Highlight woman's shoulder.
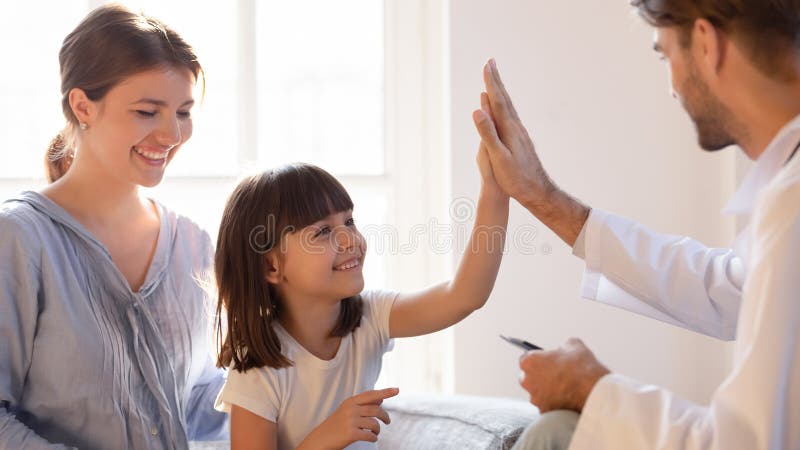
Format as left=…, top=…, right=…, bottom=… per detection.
left=154, top=201, right=215, bottom=263
left=0, top=199, right=49, bottom=268
left=0, top=198, right=48, bottom=244
left=156, top=202, right=212, bottom=241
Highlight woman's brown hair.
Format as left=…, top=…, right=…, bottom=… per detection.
left=631, top=0, right=800, bottom=81
left=46, top=4, right=204, bottom=182
left=215, top=163, right=364, bottom=372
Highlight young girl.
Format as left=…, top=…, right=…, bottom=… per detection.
left=214, top=147, right=509, bottom=449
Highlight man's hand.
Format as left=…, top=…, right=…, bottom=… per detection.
left=519, top=338, right=610, bottom=413
left=472, top=59, right=590, bottom=247
left=471, top=59, right=554, bottom=207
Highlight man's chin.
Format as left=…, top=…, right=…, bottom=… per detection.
left=695, top=124, right=736, bottom=152
left=698, top=137, right=735, bottom=152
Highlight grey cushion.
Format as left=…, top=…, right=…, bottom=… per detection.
left=378, top=393, right=539, bottom=450
left=189, top=393, right=539, bottom=450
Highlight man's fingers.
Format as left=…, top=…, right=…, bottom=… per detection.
left=565, top=337, right=585, bottom=349
left=353, top=387, right=399, bottom=405
left=487, top=59, right=521, bottom=122
left=483, top=59, right=521, bottom=130
left=483, top=61, right=514, bottom=126
left=519, top=349, right=544, bottom=364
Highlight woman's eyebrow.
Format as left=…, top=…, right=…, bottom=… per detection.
left=130, top=98, right=195, bottom=107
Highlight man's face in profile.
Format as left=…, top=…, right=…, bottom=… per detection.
left=654, top=27, right=737, bottom=152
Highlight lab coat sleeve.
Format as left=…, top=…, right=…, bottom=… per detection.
left=569, top=187, right=800, bottom=450
left=578, top=209, right=744, bottom=340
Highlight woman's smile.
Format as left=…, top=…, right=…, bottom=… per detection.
left=132, top=145, right=171, bottom=165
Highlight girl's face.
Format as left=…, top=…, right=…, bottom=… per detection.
left=76, top=67, right=195, bottom=187
left=272, top=209, right=367, bottom=303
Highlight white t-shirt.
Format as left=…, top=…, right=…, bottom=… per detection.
left=215, top=290, right=398, bottom=450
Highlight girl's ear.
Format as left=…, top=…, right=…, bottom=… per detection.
left=264, top=251, right=282, bottom=285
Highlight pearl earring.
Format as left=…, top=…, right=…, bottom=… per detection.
left=79, top=122, right=88, bottom=131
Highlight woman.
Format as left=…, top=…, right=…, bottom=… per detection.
left=0, top=5, right=227, bottom=449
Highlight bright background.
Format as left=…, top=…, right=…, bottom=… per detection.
left=0, top=0, right=745, bottom=404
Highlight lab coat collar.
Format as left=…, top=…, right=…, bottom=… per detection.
left=722, top=113, right=800, bottom=216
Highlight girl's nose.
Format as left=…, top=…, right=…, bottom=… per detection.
left=335, top=227, right=359, bottom=252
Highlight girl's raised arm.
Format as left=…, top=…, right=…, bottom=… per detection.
left=389, top=138, right=510, bottom=338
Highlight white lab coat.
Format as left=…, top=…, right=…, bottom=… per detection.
left=568, top=115, right=800, bottom=450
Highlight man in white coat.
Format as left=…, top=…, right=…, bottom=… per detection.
left=471, top=0, right=800, bottom=449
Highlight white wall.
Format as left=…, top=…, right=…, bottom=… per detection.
left=447, top=0, right=737, bottom=404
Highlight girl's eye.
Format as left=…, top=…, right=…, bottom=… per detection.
left=345, top=217, right=355, bottom=226
left=136, top=110, right=156, bottom=118
left=314, top=226, right=332, bottom=238
left=177, top=111, right=191, bottom=119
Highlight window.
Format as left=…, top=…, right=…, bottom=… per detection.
left=0, top=0, right=449, bottom=392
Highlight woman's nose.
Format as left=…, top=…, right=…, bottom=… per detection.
left=157, top=116, right=182, bottom=148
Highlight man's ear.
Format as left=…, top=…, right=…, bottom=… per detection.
left=264, top=251, right=282, bottom=285
left=68, top=87, right=97, bottom=126
left=692, top=18, right=727, bottom=75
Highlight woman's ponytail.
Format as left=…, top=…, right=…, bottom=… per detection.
left=45, top=128, right=74, bottom=183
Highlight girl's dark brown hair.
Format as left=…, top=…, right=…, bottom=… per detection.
left=46, top=4, right=204, bottom=182
left=631, top=0, right=800, bottom=81
left=215, top=163, right=364, bottom=372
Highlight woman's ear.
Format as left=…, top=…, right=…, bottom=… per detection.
left=264, top=251, right=282, bottom=285
left=68, top=87, right=97, bottom=126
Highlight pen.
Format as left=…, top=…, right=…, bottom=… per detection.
left=499, top=334, right=543, bottom=351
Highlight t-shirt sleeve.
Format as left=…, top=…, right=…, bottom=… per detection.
left=359, top=290, right=399, bottom=352
left=214, top=367, right=282, bottom=423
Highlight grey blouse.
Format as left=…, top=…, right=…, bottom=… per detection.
left=0, top=191, right=228, bottom=449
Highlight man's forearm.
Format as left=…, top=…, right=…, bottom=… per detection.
left=518, top=186, right=590, bottom=248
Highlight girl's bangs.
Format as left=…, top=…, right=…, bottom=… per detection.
left=276, top=164, right=354, bottom=233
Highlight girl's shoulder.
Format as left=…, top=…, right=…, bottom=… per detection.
left=359, top=289, right=400, bottom=306
left=216, top=363, right=287, bottom=420
left=356, top=289, right=399, bottom=341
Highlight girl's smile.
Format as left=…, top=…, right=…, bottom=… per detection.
left=333, top=256, right=362, bottom=272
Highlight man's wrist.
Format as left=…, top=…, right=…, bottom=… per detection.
left=517, top=185, right=590, bottom=247
left=514, top=180, right=555, bottom=213
left=575, top=368, right=611, bottom=412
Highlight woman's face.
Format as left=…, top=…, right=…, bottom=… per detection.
left=77, top=67, right=195, bottom=188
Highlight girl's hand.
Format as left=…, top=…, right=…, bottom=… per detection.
left=476, top=93, right=510, bottom=201
left=477, top=142, right=507, bottom=200
left=298, top=388, right=399, bottom=450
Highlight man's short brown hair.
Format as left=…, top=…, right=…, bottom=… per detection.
left=631, top=0, right=800, bottom=81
